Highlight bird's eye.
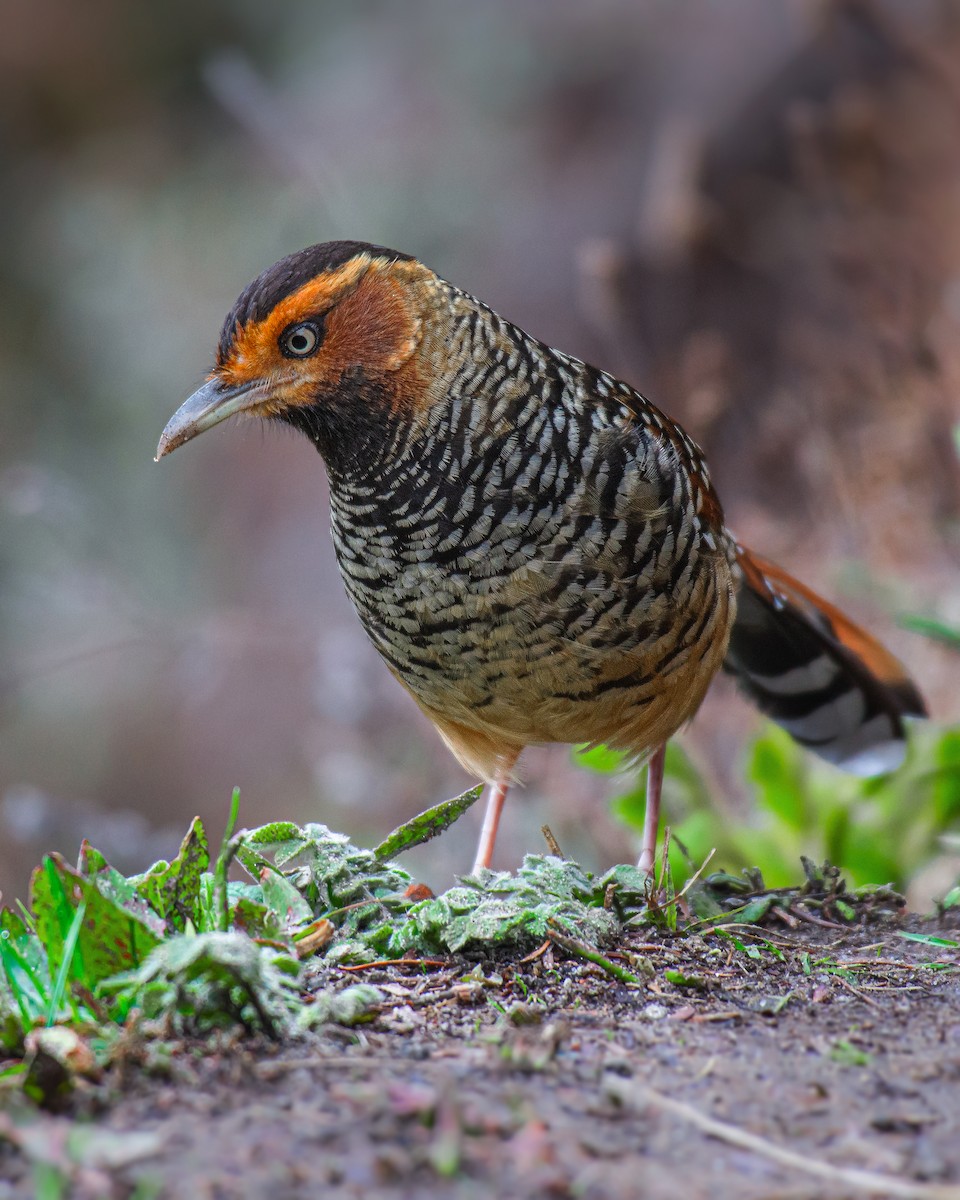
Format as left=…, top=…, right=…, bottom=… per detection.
left=280, top=321, right=323, bottom=358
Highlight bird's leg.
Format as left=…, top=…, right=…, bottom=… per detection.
left=472, top=753, right=519, bottom=873
left=637, top=743, right=666, bottom=876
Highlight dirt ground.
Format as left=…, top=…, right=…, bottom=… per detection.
left=2, top=915, right=958, bottom=1200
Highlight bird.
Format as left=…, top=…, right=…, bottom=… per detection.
left=156, top=240, right=926, bottom=875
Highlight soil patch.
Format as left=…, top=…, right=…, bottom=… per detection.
left=2, top=918, right=958, bottom=1199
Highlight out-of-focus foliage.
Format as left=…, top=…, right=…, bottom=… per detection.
left=579, top=722, right=960, bottom=894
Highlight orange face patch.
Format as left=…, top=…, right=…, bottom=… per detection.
left=217, top=257, right=371, bottom=386
left=214, top=256, right=430, bottom=418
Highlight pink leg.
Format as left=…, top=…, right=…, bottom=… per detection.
left=472, top=753, right=519, bottom=873
left=637, top=743, right=665, bottom=876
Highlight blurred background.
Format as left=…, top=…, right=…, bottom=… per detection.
left=2, top=0, right=958, bottom=904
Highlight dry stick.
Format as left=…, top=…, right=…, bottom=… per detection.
left=703, top=923, right=803, bottom=948
left=338, top=958, right=450, bottom=972
left=788, top=905, right=846, bottom=930
left=540, top=825, right=564, bottom=858
left=604, top=1077, right=960, bottom=1200
left=832, top=973, right=882, bottom=1010
left=674, top=846, right=716, bottom=906
left=517, top=939, right=552, bottom=965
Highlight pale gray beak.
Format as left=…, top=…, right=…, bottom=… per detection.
left=155, top=376, right=268, bottom=460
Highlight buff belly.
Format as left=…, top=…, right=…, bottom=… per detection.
left=369, top=548, right=737, bottom=782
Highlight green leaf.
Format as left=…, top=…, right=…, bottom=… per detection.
left=83, top=867, right=166, bottom=937
left=298, top=983, right=383, bottom=1030
left=31, top=854, right=163, bottom=985
left=373, top=786, right=483, bottom=860
left=830, top=1040, right=872, bottom=1067
left=258, top=867, right=314, bottom=928
left=213, top=788, right=243, bottom=932
left=240, top=822, right=313, bottom=869
left=100, top=931, right=302, bottom=1036
left=77, top=840, right=110, bottom=876
left=238, top=822, right=412, bottom=912
left=897, top=931, right=959, bottom=948
left=664, top=969, right=706, bottom=989
left=128, top=817, right=209, bottom=932
left=684, top=879, right=726, bottom=921
left=729, top=895, right=779, bottom=924
left=373, top=854, right=620, bottom=958
left=573, top=744, right=629, bottom=774
left=594, top=864, right=648, bottom=920
left=932, top=730, right=960, bottom=825
left=748, top=726, right=809, bottom=831
left=230, top=895, right=280, bottom=940
left=609, top=785, right=647, bottom=832
left=0, top=914, right=52, bottom=1046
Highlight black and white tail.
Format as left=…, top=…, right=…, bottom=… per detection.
left=724, top=546, right=926, bottom=776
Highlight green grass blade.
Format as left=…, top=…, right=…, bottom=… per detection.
left=43, top=858, right=88, bottom=985
left=46, top=900, right=87, bottom=1025
left=215, top=788, right=242, bottom=933
left=15, top=900, right=35, bottom=931
left=899, top=614, right=960, bottom=651
left=44, top=858, right=74, bottom=941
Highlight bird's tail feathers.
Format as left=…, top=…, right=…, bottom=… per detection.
left=724, top=545, right=925, bottom=776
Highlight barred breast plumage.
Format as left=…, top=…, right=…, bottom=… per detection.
left=325, top=280, right=735, bottom=785
left=157, top=240, right=925, bottom=875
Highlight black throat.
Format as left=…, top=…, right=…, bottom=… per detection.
left=275, top=371, right=406, bottom=484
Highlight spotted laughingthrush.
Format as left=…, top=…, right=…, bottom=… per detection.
left=157, top=241, right=925, bottom=874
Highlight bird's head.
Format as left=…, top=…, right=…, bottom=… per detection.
left=156, top=241, right=438, bottom=466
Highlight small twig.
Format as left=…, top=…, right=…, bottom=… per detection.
left=540, top=825, right=564, bottom=858
left=517, top=940, right=552, bottom=965
left=546, top=921, right=643, bottom=985
left=787, top=906, right=847, bottom=930
left=842, top=959, right=926, bottom=969
left=605, top=1077, right=960, bottom=1200
left=697, top=921, right=768, bottom=938
left=674, top=847, right=716, bottom=906
left=689, top=1010, right=741, bottom=1024
left=770, top=906, right=801, bottom=929
left=379, top=983, right=482, bottom=1009
left=833, top=974, right=882, bottom=1010
left=338, top=958, right=450, bottom=973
